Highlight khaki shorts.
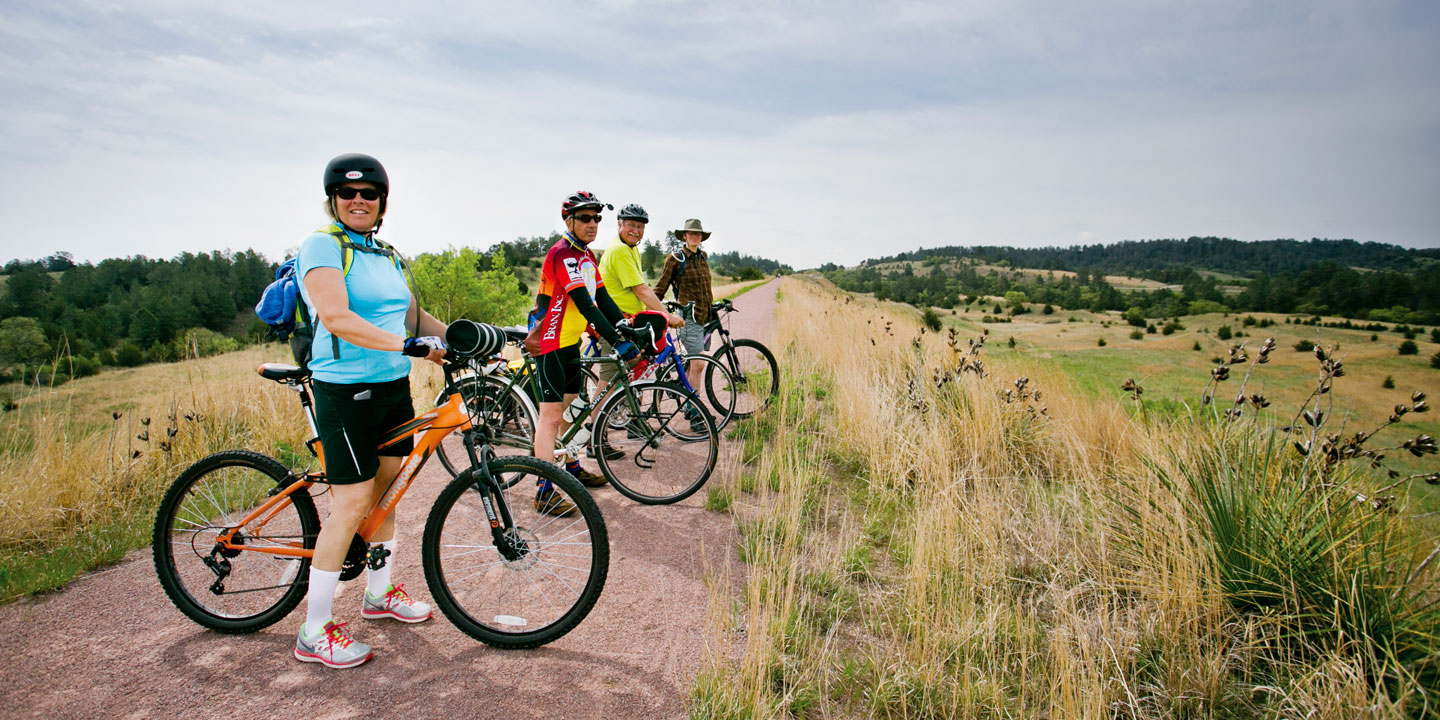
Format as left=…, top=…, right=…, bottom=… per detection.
left=676, top=320, right=706, bottom=357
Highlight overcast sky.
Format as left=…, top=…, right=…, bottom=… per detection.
left=2, top=0, right=1437, bottom=270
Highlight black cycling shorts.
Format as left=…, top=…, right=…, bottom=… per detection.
left=533, top=343, right=582, bottom=404
left=312, top=376, right=415, bottom=485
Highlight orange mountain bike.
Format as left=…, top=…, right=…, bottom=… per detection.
left=151, top=320, right=609, bottom=649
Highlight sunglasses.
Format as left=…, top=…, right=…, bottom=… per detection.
left=572, top=213, right=603, bottom=224
left=335, top=186, right=382, bottom=201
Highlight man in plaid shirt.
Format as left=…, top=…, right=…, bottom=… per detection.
left=654, top=218, right=714, bottom=431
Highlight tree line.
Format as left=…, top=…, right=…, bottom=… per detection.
left=0, top=231, right=789, bottom=385
left=825, top=256, right=1440, bottom=326
left=865, top=237, right=1440, bottom=278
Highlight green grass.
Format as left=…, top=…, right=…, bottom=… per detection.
left=0, top=507, right=153, bottom=601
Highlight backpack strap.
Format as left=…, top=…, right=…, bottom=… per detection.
left=669, top=250, right=687, bottom=300
left=310, top=224, right=419, bottom=358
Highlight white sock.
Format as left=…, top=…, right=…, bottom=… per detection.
left=305, top=567, right=342, bottom=636
left=366, top=539, right=397, bottom=598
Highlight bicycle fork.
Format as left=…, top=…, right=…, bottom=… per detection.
left=463, top=431, right=529, bottom=562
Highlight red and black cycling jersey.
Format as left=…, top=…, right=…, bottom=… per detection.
left=533, top=233, right=608, bottom=354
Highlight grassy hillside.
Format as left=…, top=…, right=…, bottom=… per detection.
left=693, top=275, right=1438, bottom=718
left=0, top=347, right=449, bottom=600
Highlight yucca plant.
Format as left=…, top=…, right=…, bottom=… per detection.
left=1158, top=429, right=1440, bottom=703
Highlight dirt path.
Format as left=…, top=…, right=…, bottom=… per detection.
left=0, top=279, right=781, bottom=720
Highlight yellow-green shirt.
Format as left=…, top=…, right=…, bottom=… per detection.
left=597, top=239, right=646, bottom=315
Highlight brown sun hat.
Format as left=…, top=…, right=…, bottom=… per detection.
left=673, top=218, right=712, bottom=241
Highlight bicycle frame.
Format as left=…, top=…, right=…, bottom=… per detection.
left=212, top=367, right=480, bottom=560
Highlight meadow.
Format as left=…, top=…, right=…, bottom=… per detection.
left=692, top=275, right=1438, bottom=718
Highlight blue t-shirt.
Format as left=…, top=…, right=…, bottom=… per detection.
left=296, top=226, right=412, bottom=384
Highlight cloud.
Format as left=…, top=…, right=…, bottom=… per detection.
left=1, top=0, right=1437, bottom=270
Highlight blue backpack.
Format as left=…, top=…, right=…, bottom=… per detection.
left=254, top=225, right=409, bottom=367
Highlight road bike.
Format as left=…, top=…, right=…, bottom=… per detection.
left=152, top=320, right=608, bottom=649
left=434, top=323, right=719, bottom=505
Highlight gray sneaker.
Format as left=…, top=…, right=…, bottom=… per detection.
left=361, top=583, right=433, bottom=624
left=294, top=620, right=372, bottom=669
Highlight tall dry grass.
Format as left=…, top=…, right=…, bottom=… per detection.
left=0, top=345, right=446, bottom=599
left=692, top=276, right=1432, bottom=719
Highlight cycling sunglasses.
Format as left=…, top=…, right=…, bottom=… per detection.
left=334, top=186, right=383, bottom=201
left=572, top=213, right=603, bottom=224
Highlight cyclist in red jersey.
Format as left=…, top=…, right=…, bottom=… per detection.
left=529, top=191, right=639, bottom=514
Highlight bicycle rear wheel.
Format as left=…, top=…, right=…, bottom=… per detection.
left=423, top=456, right=609, bottom=648
left=653, top=354, right=737, bottom=431
left=708, top=339, right=779, bottom=419
left=436, top=374, right=538, bottom=478
left=593, top=381, right=718, bottom=505
left=152, top=450, right=318, bottom=634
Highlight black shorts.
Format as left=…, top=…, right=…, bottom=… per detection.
left=312, top=376, right=415, bottom=485
left=533, top=343, right=582, bottom=404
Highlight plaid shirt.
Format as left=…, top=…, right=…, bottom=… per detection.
left=654, top=247, right=713, bottom=324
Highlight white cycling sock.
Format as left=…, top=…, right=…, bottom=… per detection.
left=305, top=567, right=342, bottom=636
left=366, top=539, right=397, bottom=598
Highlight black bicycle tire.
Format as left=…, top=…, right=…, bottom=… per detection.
left=594, top=380, right=717, bottom=505
left=709, top=338, right=779, bottom=419
left=152, top=450, right=318, bottom=634
left=436, top=374, right=538, bottom=478
left=653, top=354, right=737, bottom=431
left=422, top=456, right=609, bottom=649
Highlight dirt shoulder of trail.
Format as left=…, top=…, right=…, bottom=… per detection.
left=0, top=278, right=782, bottom=720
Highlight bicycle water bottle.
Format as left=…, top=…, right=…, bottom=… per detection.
left=563, top=397, right=592, bottom=446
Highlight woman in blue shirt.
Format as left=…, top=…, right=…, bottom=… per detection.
left=292, top=153, right=447, bottom=669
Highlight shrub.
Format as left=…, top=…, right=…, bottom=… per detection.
left=920, top=307, right=941, bottom=332
left=1398, top=340, right=1419, bottom=355
left=1129, top=329, right=1143, bottom=340
left=1042, top=304, right=1054, bottom=315
left=1371, top=334, right=1379, bottom=342
left=1431, top=328, right=1440, bottom=344
left=1193, top=340, right=1202, bottom=351
left=1432, top=351, right=1440, bottom=369
left=1382, top=375, right=1395, bottom=389
left=114, top=341, right=145, bottom=367
left=1007, top=336, right=1016, bottom=348
left=67, top=356, right=100, bottom=379
left=1146, top=323, right=1157, bottom=334
left=1294, top=339, right=1315, bottom=352
left=1161, top=320, right=1182, bottom=336
left=1097, top=337, right=1107, bottom=347
left=1156, top=436, right=1440, bottom=690
left=1216, top=325, right=1233, bottom=340
left=1242, top=316, right=1257, bottom=327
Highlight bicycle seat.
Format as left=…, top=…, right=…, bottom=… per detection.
left=256, top=363, right=311, bottom=382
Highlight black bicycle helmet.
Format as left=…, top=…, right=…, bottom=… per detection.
left=617, top=203, right=649, bottom=223
left=560, top=190, right=613, bottom=219
left=324, top=153, right=389, bottom=196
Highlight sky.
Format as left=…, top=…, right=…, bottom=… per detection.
left=1, top=0, right=1437, bottom=270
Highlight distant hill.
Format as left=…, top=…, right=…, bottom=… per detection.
left=857, top=237, right=1440, bottom=280
left=824, top=237, right=1440, bottom=324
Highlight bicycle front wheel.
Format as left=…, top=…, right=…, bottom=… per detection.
left=709, top=339, right=779, bottom=419
left=593, top=381, right=718, bottom=505
left=653, top=354, right=738, bottom=431
left=152, top=450, right=318, bottom=634
left=436, top=374, right=538, bottom=478
left=423, top=456, right=609, bottom=648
